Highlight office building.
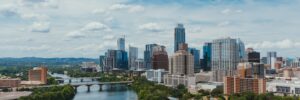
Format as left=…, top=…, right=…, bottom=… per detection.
left=188, top=48, right=200, bottom=73
left=145, top=69, right=168, bottom=83
left=104, top=49, right=128, bottom=71
left=117, top=37, right=125, bottom=51
left=202, top=42, right=212, bottom=71
left=174, top=24, right=186, bottom=52
left=164, top=43, right=195, bottom=87
left=99, top=55, right=106, bottom=72
left=144, top=44, right=158, bottom=69
left=224, top=76, right=266, bottom=95
left=237, top=39, right=246, bottom=61
left=169, top=43, right=194, bottom=76
left=267, top=52, right=277, bottom=69
left=129, top=46, right=138, bottom=70
left=212, top=37, right=243, bottom=82
left=0, top=78, right=21, bottom=88
left=246, top=48, right=260, bottom=63
left=152, top=45, right=169, bottom=70
left=80, top=62, right=100, bottom=72
left=135, top=59, right=145, bottom=71
left=28, top=67, right=48, bottom=84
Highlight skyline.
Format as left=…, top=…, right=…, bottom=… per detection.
left=1, top=0, right=300, bottom=58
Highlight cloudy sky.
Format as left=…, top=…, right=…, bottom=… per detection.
left=1, top=0, right=300, bottom=58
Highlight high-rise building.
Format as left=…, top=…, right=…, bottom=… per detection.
left=117, top=37, right=125, bottom=51
left=212, top=37, right=243, bottom=82
left=267, top=51, right=277, bottom=69
left=129, top=46, right=138, bottom=70
left=99, top=55, right=106, bottom=72
left=202, top=42, right=212, bottom=71
left=135, top=59, right=145, bottom=71
left=105, top=49, right=117, bottom=71
left=28, top=67, right=48, bottom=84
left=174, top=24, right=186, bottom=52
left=169, top=43, right=194, bottom=76
left=224, top=76, right=266, bottom=95
left=164, top=43, right=195, bottom=87
left=237, top=39, right=246, bottom=61
left=152, top=45, right=169, bottom=71
left=188, top=48, right=200, bottom=73
left=246, top=48, right=260, bottom=63
left=144, top=44, right=158, bottom=69
left=261, top=57, right=268, bottom=64
left=116, top=50, right=128, bottom=70
left=224, top=62, right=266, bottom=95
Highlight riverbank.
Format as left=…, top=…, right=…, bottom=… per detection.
left=19, top=85, right=76, bottom=100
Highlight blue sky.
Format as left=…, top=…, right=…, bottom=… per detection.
left=1, top=0, right=300, bottom=58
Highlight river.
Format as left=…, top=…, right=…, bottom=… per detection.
left=50, top=73, right=138, bottom=100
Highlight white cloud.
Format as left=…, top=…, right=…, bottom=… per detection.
left=139, top=22, right=163, bottom=32
left=109, top=4, right=144, bottom=13
left=221, top=8, right=243, bottom=14
left=0, top=4, right=20, bottom=17
left=81, top=22, right=111, bottom=32
left=30, top=22, right=50, bottom=33
left=246, top=39, right=300, bottom=49
left=19, top=0, right=59, bottom=8
left=66, top=31, right=85, bottom=39
left=217, top=21, right=231, bottom=27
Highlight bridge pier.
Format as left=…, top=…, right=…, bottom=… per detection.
left=69, top=79, right=72, bottom=84
left=99, top=84, right=103, bottom=91
left=73, top=85, right=79, bottom=93
left=81, top=79, right=84, bottom=82
left=86, top=84, right=92, bottom=92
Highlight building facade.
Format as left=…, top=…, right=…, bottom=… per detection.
left=129, top=46, right=138, bottom=70
left=212, top=37, right=242, bottom=82
left=202, top=42, right=212, bottom=71
left=152, top=45, right=169, bottom=71
left=174, top=24, right=186, bottom=52
left=144, top=44, right=158, bottom=69
left=28, top=67, right=48, bottom=84
left=224, top=76, right=266, bottom=95
left=0, top=78, right=21, bottom=88
left=188, top=48, right=200, bottom=73
left=164, top=43, right=195, bottom=87
left=267, top=51, right=277, bottom=69
left=117, top=37, right=125, bottom=51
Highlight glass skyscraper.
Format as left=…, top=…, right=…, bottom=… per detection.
left=117, top=37, right=125, bottom=51
left=202, top=42, right=212, bottom=71
left=129, top=46, right=138, bottom=70
left=144, top=44, right=158, bottom=69
left=211, top=37, right=244, bottom=82
left=174, top=24, right=186, bottom=52
left=188, top=48, right=200, bottom=73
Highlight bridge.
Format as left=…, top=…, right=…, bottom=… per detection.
left=16, top=81, right=133, bottom=92
left=66, top=81, right=133, bottom=92
left=55, top=77, right=102, bottom=83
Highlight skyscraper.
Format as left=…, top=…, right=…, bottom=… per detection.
left=174, top=24, right=186, bottom=52
left=212, top=37, right=243, bottom=82
left=152, top=45, right=169, bottom=71
left=169, top=43, right=194, bottom=76
left=188, top=48, right=200, bottom=73
left=267, top=51, right=277, bottom=69
left=164, top=43, right=195, bottom=87
left=202, top=42, right=212, bottom=71
left=246, top=48, right=260, bottom=63
left=237, top=39, right=246, bottom=61
left=144, top=44, right=158, bottom=69
left=117, top=37, right=125, bottom=51
left=129, top=46, right=138, bottom=70
left=99, top=55, right=106, bottom=72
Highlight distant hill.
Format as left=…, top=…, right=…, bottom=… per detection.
left=0, top=57, right=99, bottom=67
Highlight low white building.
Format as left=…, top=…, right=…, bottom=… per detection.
left=196, top=82, right=223, bottom=91
left=163, top=74, right=196, bottom=88
left=267, top=78, right=300, bottom=96
left=145, top=69, right=168, bottom=83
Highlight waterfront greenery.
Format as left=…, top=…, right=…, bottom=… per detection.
left=131, top=77, right=193, bottom=100
left=19, top=85, right=75, bottom=100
